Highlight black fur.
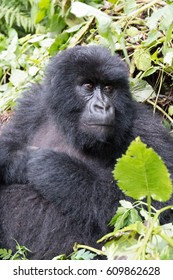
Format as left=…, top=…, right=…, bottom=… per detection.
left=0, top=46, right=173, bottom=259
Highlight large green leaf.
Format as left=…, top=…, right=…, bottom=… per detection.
left=113, top=138, right=173, bottom=202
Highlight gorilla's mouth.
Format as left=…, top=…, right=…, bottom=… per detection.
left=83, top=122, right=114, bottom=128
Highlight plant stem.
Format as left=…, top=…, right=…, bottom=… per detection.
left=128, top=0, right=163, bottom=18
left=147, top=99, right=173, bottom=125
left=75, top=244, right=105, bottom=256
left=137, top=205, right=173, bottom=259
left=147, top=194, right=151, bottom=219
left=158, top=232, right=173, bottom=247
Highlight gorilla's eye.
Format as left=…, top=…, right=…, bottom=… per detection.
left=83, top=83, right=94, bottom=91
left=104, top=85, right=113, bottom=93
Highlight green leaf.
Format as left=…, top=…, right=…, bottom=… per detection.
left=146, top=3, right=173, bottom=30
left=66, top=23, right=84, bottom=33
left=120, top=200, right=133, bottom=209
left=141, top=67, right=159, bottom=78
left=109, top=206, right=130, bottom=229
left=36, top=10, right=45, bottom=23
left=0, top=248, right=13, bottom=260
left=28, top=34, right=46, bottom=43
left=49, top=32, right=69, bottom=55
left=124, top=0, right=137, bottom=15
left=133, top=49, right=151, bottom=71
left=143, top=29, right=161, bottom=47
left=168, top=106, right=173, bottom=116
left=103, top=234, right=138, bottom=260
left=130, top=78, right=156, bottom=102
left=109, top=200, right=142, bottom=230
left=113, top=137, right=173, bottom=202
left=38, top=0, right=50, bottom=9
left=69, top=18, right=94, bottom=47
left=108, top=0, right=118, bottom=3
left=128, top=208, right=142, bottom=225
left=71, top=249, right=96, bottom=260
left=9, top=69, right=28, bottom=87
left=164, top=50, right=173, bottom=66
left=28, top=66, right=39, bottom=77
left=126, top=26, right=139, bottom=37
left=53, top=254, right=67, bottom=260
left=7, top=28, right=18, bottom=53
left=71, top=1, right=112, bottom=36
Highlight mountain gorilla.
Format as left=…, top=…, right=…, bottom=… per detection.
left=0, top=46, right=173, bottom=259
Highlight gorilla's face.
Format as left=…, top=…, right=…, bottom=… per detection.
left=45, top=46, right=135, bottom=152
left=76, top=79, right=115, bottom=142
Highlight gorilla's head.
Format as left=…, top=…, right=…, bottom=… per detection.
left=44, top=46, right=135, bottom=155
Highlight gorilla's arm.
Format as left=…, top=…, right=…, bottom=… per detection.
left=133, top=103, right=173, bottom=174
left=0, top=125, right=31, bottom=185
left=0, top=85, right=45, bottom=185
left=27, top=150, right=96, bottom=206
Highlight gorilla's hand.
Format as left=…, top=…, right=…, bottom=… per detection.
left=0, top=146, right=40, bottom=185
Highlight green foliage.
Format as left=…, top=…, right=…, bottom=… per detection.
left=109, top=200, right=142, bottom=230
left=0, top=29, right=53, bottom=111
left=113, top=137, right=173, bottom=203
left=130, top=79, right=156, bottom=102
left=71, top=249, right=96, bottom=260
left=0, top=0, right=34, bottom=33
left=98, top=199, right=173, bottom=260
left=71, top=2, right=112, bottom=40
left=53, top=248, right=96, bottom=260
left=0, top=248, right=13, bottom=260
left=0, top=241, right=30, bottom=260
left=133, top=49, right=151, bottom=72
left=0, top=5, right=33, bottom=32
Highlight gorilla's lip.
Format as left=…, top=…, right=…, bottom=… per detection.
left=83, top=122, right=114, bottom=128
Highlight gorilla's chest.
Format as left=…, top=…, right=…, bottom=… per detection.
left=30, top=120, right=114, bottom=180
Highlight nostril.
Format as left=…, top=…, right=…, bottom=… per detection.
left=105, top=103, right=111, bottom=111
left=94, top=104, right=104, bottom=111
left=93, top=102, right=112, bottom=113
